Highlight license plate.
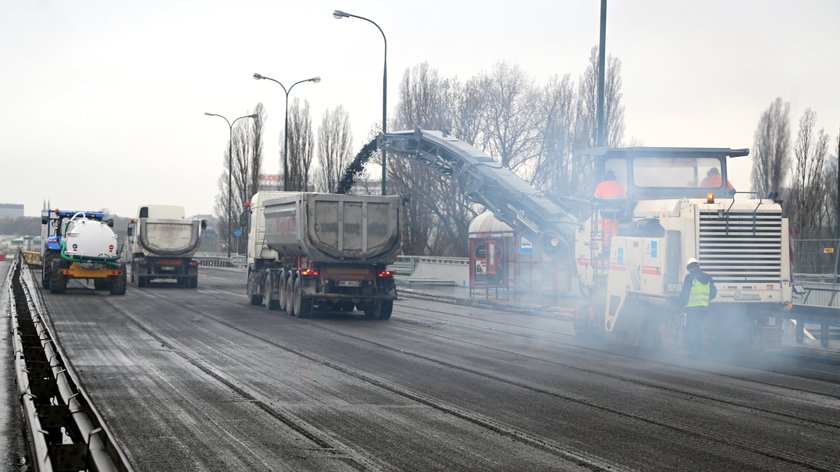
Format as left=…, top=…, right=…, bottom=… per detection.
left=337, top=280, right=361, bottom=287
left=159, top=266, right=176, bottom=272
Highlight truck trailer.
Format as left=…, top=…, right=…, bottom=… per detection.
left=127, top=205, right=205, bottom=288
left=246, top=191, right=401, bottom=319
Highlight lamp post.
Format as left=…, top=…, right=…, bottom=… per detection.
left=333, top=9, right=388, bottom=195
left=595, top=0, right=607, bottom=147
left=204, top=112, right=258, bottom=258
left=252, top=73, right=320, bottom=191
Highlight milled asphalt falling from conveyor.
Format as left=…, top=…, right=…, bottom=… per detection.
left=336, top=139, right=379, bottom=194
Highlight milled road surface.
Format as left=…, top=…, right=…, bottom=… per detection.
left=21, top=266, right=840, bottom=471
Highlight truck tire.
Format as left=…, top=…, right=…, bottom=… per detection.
left=188, top=276, right=198, bottom=289
left=249, top=293, right=263, bottom=305
left=109, top=266, right=127, bottom=295
left=364, top=300, right=393, bottom=320
left=41, top=253, right=55, bottom=289
left=293, top=279, right=312, bottom=318
left=278, top=273, right=287, bottom=311
left=284, top=277, right=295, bottom=316
left=264, top=277, right=279, bottom=310
left=138, top=276, right=147, bottom=288
left=49, top=260, right=67, bottom=294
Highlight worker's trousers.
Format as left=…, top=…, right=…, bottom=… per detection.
left=683, top=306, right=709, bottom=353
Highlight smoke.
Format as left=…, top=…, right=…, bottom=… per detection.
left=335, top=139, right=379, bottom=194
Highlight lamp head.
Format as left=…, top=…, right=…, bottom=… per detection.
left=333, top=10, right=349, bottom=19
left=248, top=114, right=258, bottom=119
left=203, top=112, right=214, bottom=116
left=253, top=73, right=263, bottom=80
left=311, top=77, right=321, bottom=83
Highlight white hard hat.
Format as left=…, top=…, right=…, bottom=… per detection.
left=686, top=257, right=700, bottom=268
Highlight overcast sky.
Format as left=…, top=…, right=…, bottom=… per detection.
left=1, top=0, right=838, bottom=217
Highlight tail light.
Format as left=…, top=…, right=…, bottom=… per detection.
left=377, top=270, right=394, bottom=278
left=300, top=268, right=319, bottom=277
left=189, top=260, right=199, bottom=267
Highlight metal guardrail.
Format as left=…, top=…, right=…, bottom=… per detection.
left=8, top=254, right=133, bottom=472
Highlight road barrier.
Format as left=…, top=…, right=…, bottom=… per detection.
left=7, top=254, right=133, bottom=472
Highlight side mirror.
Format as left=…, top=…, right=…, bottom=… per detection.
left=41, top=216, right=48, bottom=225
left=201, top=219, right=208, bottom=231
left=127, top=225, right=134, bottom=237
left=107, top=218, right=114, bottom=227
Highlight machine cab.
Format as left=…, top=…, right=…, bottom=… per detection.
left=583, top=147, right=748, bottom=205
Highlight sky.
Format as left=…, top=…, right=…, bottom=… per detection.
left=1, top=0, right=838, bottom=218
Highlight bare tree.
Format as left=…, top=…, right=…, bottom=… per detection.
left=477, top=61, right=542, bottom=175
left=531, top=74, right=576, bottom=195
left=213, top=103, right=265, bottom=254
left=788, top=109, right=829, bottom=237
left=574, top=46, right=625, bottom=151
left=316, top=105, right=353, bottom=193
left=451, top=76, right=486, bottom=146
left=751, top=97, right=791, bottom=197
left=248, top=103, right=266, bottom=201
left=284, top=98, right=315, bottom=191
left=828, top=131, right=840, bottom=237
left=389, top=62, right=479, bottom=256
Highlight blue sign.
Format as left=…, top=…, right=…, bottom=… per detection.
left=233, top=228, right=242, bottom=238
left=519, top=236, right=535, bottom=255
left=650, top=241, right=658, bottom=258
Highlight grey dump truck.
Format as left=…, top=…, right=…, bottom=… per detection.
left=127, top=205, right=205, bottom=288
left=246, top=191, right=401, bottom=320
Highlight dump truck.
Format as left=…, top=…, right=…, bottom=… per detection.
left=127, top=205, right=205, bottom=288
left=246, top=191, right=401, bottom=319
left=40, top=209, right=126, bottom=295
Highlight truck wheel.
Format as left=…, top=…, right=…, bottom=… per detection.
left=278, top=275, right=287, bottom=311
left=188, top=276, right=198, bottom=289
left=110, top=267, right=127, bottom=295
left=41, top=253, right=55, bottom=289
left=49, top=260, right=66, bottom=294
left=249, top=291, right=263, bottom=306
left=364, top=300, right=393, bottom=320
left=293, top=279, right=312, bottom=318
left=284, top=278, right=295, bottom=316
left=264, top=278, right=279, bottom=310
left=138, top=276, right=147, bottom=288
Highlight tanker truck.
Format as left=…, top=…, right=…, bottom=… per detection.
left=246, top=191, right=401, bottom=319
left=127, top=205, right=205, bottom=288
left=40, top=209, right=126, bottom=295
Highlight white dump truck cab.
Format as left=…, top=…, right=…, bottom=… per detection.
left=574, top=147, right=792, bottom=351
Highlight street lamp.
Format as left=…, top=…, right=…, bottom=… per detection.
left=204, top=112, right=258, bottom=258
left=253, top=73, right=320, bottom=191
left=333, top=9, right=388, bottom=195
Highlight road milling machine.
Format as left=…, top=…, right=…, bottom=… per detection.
left=380, top=130, right=792, bottom=351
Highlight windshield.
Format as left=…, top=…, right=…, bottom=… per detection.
left=633, top=157, right=724, bottom=188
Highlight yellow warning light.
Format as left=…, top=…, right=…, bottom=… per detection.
left=706, top=193, right=715, bottom=204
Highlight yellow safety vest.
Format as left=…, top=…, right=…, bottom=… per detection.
left=686, top=278, right=711, bottom=307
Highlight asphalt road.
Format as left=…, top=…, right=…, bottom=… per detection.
left=20, top=266, right=840, bottom=471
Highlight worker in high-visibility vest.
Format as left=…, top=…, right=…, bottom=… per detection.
left=593, top=170, right=625, bottom=248
left=679, top=258, right=717, bottom=355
